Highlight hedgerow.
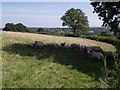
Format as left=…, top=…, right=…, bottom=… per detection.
left=81, top=35, right=120, bottom=49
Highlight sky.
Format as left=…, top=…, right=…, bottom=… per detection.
left=1, top=1, right=103, bottom=28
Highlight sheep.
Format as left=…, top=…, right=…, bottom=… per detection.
left=103, top=51, right=115, bottom=60
left=28, top=43, right=35, bottom=48
left=46, top=43, right=59, bottom=48
left=91, top=51, right=104, bottom=60
left=34, top=41, right=45, bottom=48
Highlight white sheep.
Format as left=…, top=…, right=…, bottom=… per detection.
left=91, top=51, right=104, bottom=60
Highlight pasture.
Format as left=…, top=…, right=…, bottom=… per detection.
left=1, top=31, right=117, bottom=88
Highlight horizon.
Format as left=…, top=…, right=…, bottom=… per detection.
left=2, top=2, right=103, bottom=28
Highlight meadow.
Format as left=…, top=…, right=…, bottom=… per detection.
left=1, top=31, right=117, bottom=88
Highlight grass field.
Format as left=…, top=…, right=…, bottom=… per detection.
left=1, top=31, right=117, bottom=88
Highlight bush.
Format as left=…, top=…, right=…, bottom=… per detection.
left=37, top=28, right=44, bottom=32
left=100, top=31, right=113, bottom=36
left=117, top=37, right=120, bottom=40
left=81, top=35, right=120, bottom=49
left=101, top=59, right=120, bottom=88
left=3, top=23, right=36, bottom=33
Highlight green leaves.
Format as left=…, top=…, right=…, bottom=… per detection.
left=61, top=8, right=89, bottom=36
left=90, top=2, right=120, bottom=36
left=3, top=23, right=34, bottom=33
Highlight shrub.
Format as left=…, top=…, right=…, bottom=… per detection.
left=37, top=28, right=44, bottom=32
left=3, top=23, right=36, bottom=33
left=117, top=37, right=120, bottom=40
left=100, top=31, right=113, bottom=36
left=81, top=35, right=120, bottom=49
left=101, top=59, right=120, bottom=88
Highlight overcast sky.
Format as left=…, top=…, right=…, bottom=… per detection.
left=1, top=2, right=103, bottom=28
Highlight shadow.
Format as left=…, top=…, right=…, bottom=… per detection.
left=3, top=43, right=104, bottom=80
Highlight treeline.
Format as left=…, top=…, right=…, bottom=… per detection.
left=3, top=23, right=114, bottom=37
left=3, top=23, right=36, bottom=33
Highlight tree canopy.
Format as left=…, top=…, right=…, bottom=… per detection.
left=37, top=28, right=44, bottom=32
left=90, top=1, right=120, bottom=37
left=3, top=23, right=33, bottom=33
left=61, top=8, right=89, bottom=36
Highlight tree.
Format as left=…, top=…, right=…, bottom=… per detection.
left=37, top=28, right=44, bottom=32
left=61, top=8, right=89, bottom=36
left=90, top=1, right=120, bottom=37
left=3, top=23, right=33, bottom=32
left=3, top=23, right=16, bottom=31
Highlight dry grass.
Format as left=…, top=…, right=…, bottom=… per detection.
left=2, top=31, right=116, bottom=51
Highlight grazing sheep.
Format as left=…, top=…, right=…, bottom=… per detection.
left=28, top=43, right=35, bottom=48
left=34, top=41, right=45, bottom=48
left=104, top=51, right=115, bottom=60
left=46, top=43, right=59, bottom=48
left=91, top=51, right=104, bottom=60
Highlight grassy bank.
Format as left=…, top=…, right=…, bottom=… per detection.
left=1, top=31, right=117, bottom=88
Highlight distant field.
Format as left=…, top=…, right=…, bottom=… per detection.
left=2, top=31, right=116, bottom=51
left=1, top=31, right=116, bottom=88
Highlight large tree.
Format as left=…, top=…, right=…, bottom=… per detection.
left=90, top=1, right=120, bottom=37
left=61, top=8, right=89, bottom=36
left=3, top=23, right=16, bottom=31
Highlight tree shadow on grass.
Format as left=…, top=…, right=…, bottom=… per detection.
left=3, top=43, right=104, bottom=80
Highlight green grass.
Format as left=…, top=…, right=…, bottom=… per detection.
left=2, top=31, right=116, bottom=88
